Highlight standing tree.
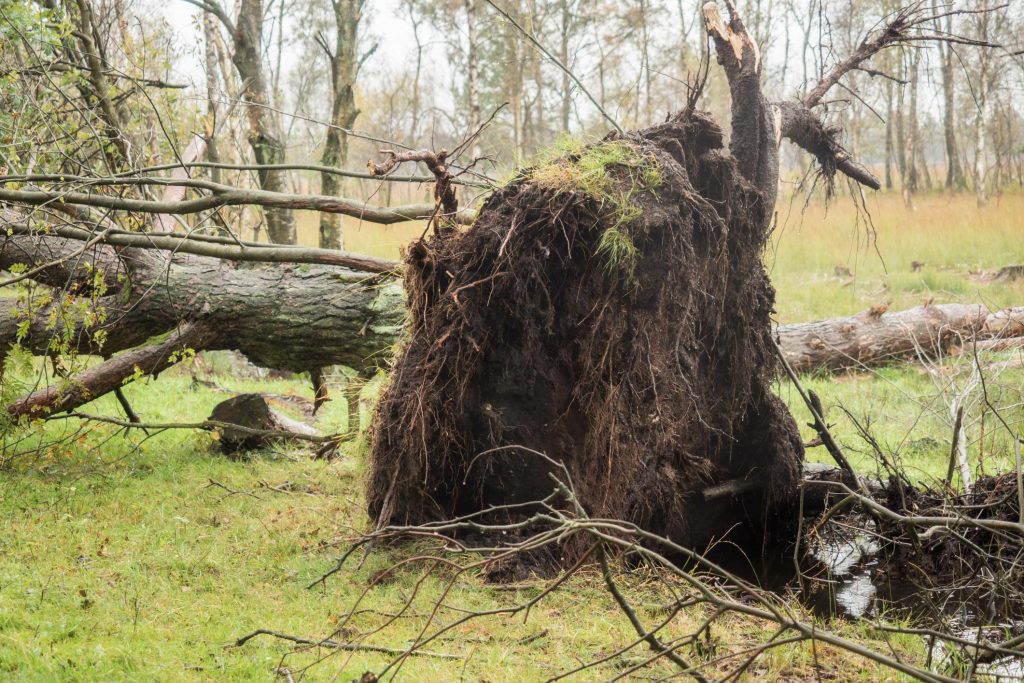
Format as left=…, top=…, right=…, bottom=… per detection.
left=188, top=0, right=298, bottom=243
left=316, top=0, right=372, bottom=250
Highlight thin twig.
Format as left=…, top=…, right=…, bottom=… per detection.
left=231, top=629, right=459, bottom=660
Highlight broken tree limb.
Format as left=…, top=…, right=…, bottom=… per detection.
left=777, top=304, right=1024, bottom=374
left=775, top=102, right=880, bottom=190
left=701, top=2, right=878, bottom=193
left=773, top=337, right=869, bottom=499
left=744, top=2, right=1002, bottom=193
left=231, top=628, right=459, bottom=660
left=0, top=180, right=472, bottom=226
left=3, top=221, right=400, bottom=273
left=368, top=149, right=458, bottom=235
left=51, top=411, right=341, bottom=447
left=800, top=3, right=1003, bottom=110
left=703, top=1, right=778, bottom=198
left=7, top=322, right=211, bottom=418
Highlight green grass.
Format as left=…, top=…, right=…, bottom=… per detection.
left=766, top=191, right=1024, bottom=489
left=0, top=435, right=927, bottom=681
left=4, top=191, right=1024, bottom=680
left=0, top=367, right=937, bottom=682
left=780, top=359, right=1024, bottom=485
left=595, top=225, right=640, bottom=281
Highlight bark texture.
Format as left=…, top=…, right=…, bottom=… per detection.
left=230, top=0, right=296, bottom=244
left=1, top=232, right=403, bottom=416
left=318, top=0, right=367, bottom=251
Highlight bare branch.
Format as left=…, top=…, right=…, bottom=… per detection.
left=368, top=149, right=458, bottom=235
left=7, top=322, right=212, bottom=419
left=3, top=221, right=400, bottom=273
left=802, top=2, right=1006, bottom=109
left=0, top=183, right=468, bottom=226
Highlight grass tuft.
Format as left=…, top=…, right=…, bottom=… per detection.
left=528, top=136, right=662, bottom=282
left=596, top=225, right=639, bottom=280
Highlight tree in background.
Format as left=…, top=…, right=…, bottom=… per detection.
left=316, top=0, right=372, bottom=250
left=191, top=0, right=297, bottom=243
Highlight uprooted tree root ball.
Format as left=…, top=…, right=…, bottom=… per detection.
left=367, top=111, right=804, bottom=570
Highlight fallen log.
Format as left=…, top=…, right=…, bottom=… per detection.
left=1, top=228, right=403, bottom=418
left=4, top=225, right=1021, bottom=422
left=777, top=304, right=1024, bottom=374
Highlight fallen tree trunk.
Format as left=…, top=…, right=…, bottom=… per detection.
left=778, top=304, right=1024, bottom=374
left=1, top=229, right=403, bottom=417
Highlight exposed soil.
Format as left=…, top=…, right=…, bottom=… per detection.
left=874, top=473, right=1024, bottom=616
left=366, top=111, right=804, bottom=568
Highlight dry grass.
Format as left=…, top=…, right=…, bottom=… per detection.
left=769, top=191, right=1024, bottom=322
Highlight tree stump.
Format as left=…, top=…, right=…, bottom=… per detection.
left=209, top=393, right=318, bottom=454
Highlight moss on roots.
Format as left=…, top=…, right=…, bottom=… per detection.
left=526, top=137, right=661, bottom=285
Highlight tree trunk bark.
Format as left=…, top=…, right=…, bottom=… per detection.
left=231, top=0, right=296, bottom=244
left=972, top=0, right=992, bottom=207
left=939, top=12, right=965, bottom=191
left=465, top=0, right=482, bottom=139
left=884, top=77, right=894, bottom=191
left=559, top=0, right=573, bottom=132
left=203, top=11, right=224, bottom=185
left=319, top=0, right=365, bottom=251
left=1, top=233, right=403, bottom=396
left=906, top=50, right=921, bottom=195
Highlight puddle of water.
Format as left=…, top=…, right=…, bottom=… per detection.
left=804, top=521, right=1024, bottom=680
left=803, top=524, right=885, bottom=620
left=930, top=624, right=1024, bottom=681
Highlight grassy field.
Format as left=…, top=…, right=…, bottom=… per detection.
left=2, top=192, right=1023, bottom=681
left=769, top=192, right=1024, bottom=322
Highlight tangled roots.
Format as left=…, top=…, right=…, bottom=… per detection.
left=367, top=111, right=803, bottom=567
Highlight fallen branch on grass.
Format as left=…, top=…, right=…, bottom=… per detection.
left=307, top=467, right=968, bottom=683
left=231, top=628, right=459, bottom=660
